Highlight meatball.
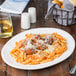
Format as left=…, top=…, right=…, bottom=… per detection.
left=44, top=35, right=53, bottom=45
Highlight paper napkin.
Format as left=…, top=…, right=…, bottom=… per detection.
left=0, top=0, right=30, bottom=14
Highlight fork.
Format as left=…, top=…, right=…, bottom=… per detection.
left=70, top=64, right=76, bottom=75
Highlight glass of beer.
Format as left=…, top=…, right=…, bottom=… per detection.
left=0, top=12, right=13, bottom=38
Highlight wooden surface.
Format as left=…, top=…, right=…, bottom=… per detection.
left=0, top=0, right=76, bottom=76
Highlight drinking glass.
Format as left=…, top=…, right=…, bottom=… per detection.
left=0, top=12, right=13, bottom=38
